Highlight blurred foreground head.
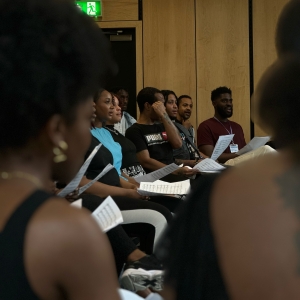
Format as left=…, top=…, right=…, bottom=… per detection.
left=0, top=0, right=116, bottom=150
left=276, top=0, right=300, bottom=56
left=252, top=54, right=300, bottom=148
left=0, top=0, right=116, bottom=181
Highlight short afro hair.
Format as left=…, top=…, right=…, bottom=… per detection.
left=211, top=87, right=232, bottom=101
left=177, top=95, right=192, bottom=106
left=137, top=87, right=161, bottom=112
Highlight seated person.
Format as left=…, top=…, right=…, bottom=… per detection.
left=0, top=0, right=120, bottom=298
left=157, top=53, right=300, bottom=300
left=81, top=88, right=182, bottom=213
left=162, top=91, right=205, bottom=167
left=110, top=87, right=136, bottom=134
left=53, top=183, right=165, bottom=289
left=125, top=87, right=197, bottom=179
left=105, top=95, right=146, bottom=179
left=197, top=86, right=246, bottom=163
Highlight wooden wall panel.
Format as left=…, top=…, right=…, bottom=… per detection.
left=196, top=0, right=250, bottom=142
left=252, top=0, right=289, bottom=137
left=100, top=0, right=139, bottom=21
left=142, top=0, right=197, bottom=129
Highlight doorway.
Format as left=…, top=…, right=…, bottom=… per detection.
left=97, top=21, right=143, bottom=119
left=103, top=28, right=137, bottom=118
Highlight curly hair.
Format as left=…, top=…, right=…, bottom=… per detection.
left=161, top=90, right=178, bottom=106
left=0, top=0, right=116, bottom=150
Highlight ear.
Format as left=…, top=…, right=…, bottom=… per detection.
left=144, top=102, right=151, bottom=111
left=212, top=100, right=217, bottom=108
left=44, top=114, right=68, bottom=147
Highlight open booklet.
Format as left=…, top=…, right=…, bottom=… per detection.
left=59, top=163, right=114, bottom=198
left=77, top=164, right=114, bottom=195
left=138, top=179, right=190, bottom=196
left=193, top=158, right=226, bottom=172
left=237, top=136, right=270, bottom=155
left=70, top=196, right=123, bottom=232
left=134, top=163, right=179, bottom=183
left=58, top=144, right=102, bottom=197
left=58, top=144, right=114, bottom=198
left=211, top=134, right=235, bottom=160
left=91, top=196, right=123, bottom=232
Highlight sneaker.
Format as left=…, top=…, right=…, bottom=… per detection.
left=120, top=255, right=164, bottom=292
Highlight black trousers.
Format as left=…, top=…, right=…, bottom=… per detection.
left=81, top=194, right=174, bottom=274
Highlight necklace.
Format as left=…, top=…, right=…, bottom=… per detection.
left=0, top=171, right=43, bottom=188
left=105, top=126, right=118, bottom=135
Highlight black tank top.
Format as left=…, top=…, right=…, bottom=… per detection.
left=0, top=190, right=51, bottom=299
left=157, top=174, right=229, bottom=299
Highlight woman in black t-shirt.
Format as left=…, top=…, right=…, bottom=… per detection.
left=105, top=95, right=146, bottom=179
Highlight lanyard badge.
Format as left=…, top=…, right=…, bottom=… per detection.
left=229, top=144, right=239, bottom=153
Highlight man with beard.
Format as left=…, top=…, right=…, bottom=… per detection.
left=197, top=86, right=246, bottom=163
left=172, top=95, right=205, bottom=167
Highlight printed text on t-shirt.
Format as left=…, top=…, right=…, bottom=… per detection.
left=145, top=132, right=168, bottom=146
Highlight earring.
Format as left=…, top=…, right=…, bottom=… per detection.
left=53, top=141, right=68, bottom=163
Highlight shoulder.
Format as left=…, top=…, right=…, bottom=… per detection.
left=174, top=121, right=183, bottom=128
left=198, top=118, right=215, bottom=128
left=27, top=198, right=104, bottom=251
left=125, top=123, right=142, bottom=136
left=88, top=135, right=100, bottom=148
left=26, top=197, right=108, bottom=273
left=123, top=112, right=136, bottom=123
left=26, top=198, right=118, bottom=299
left=211, top=151, right=280, bottom=210
left=229, top=120, right=244, bottom=130
left=210, top=152, right=283, bottom=239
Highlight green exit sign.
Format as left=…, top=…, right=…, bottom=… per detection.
left=76, top=1, right=102, bottom=17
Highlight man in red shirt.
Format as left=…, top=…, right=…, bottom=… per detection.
left=197, top=86, right=246, bottom=163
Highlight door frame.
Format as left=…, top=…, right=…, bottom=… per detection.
left=97, top=21, right=143, bottom=117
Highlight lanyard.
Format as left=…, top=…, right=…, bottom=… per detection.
left=213, top=117, right=235, bottom=144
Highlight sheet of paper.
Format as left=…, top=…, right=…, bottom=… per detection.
left=193, top=158, right=226, bottom=172
left=138, top=179, right=190, bottom=196
left=134, top=163, right=180, bottom=183
left=92, top=196, right=123, bottom=232
left=58, top=144, right=102, bottom=197
left=211, top=134, right=235, bottom=161
left=70, top=199, right=82, bottom=208
left=237, top=136, right=270, bottom=155
left=78, top=164, right=114, bottom=195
